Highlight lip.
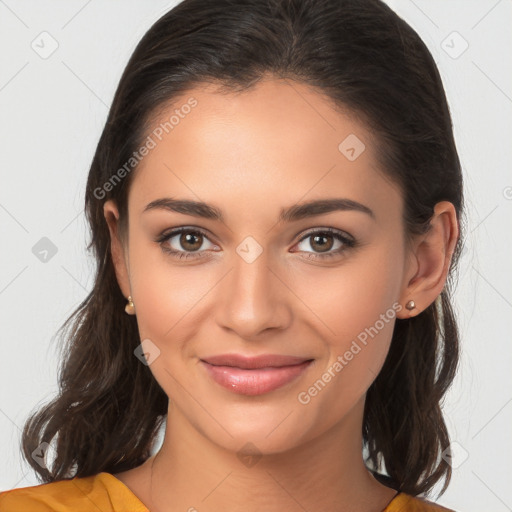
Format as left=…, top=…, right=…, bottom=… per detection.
left=201, top=353, right=311, bottom=369
left=200, top=354, right=314, bottom=395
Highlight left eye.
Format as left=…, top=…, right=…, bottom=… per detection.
left=293, top=228, right=356, bottom=260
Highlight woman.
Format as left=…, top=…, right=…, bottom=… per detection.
left=0, top=0, right=464, bottom=510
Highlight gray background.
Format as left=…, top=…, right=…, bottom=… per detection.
left=1, top=1, right=511, bottom=510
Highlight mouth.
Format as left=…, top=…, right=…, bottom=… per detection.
left=199, top=354, right=314, bottom=395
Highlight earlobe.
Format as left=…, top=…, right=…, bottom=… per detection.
left=397, top=201, right=459, bottom=319
left=103, top=199, right=132, bottom=300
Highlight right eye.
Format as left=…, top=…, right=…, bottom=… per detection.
left=155, top=227, right=219, bottom=260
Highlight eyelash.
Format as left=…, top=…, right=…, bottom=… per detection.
left=155, top=227, right=357, bottom=261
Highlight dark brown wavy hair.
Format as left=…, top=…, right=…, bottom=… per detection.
left=20, top=0, right=465, bottom=499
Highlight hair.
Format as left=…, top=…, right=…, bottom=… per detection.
left=20, top=0, right=465, bottom=499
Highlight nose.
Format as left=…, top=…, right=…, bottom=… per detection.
left=215, top=247, right=293, bottom=339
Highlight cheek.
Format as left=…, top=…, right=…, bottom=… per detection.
left=292, top=246, right=403, bottom=395
left=127, top=235, right=227, bottom=363
left=294, top=243, right=402, bottom=333
left=126, top=245, right=219, bottom=398
left=130, top=259, right=211, bottom=341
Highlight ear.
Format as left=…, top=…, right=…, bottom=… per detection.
left=396, top=201, right=459, bottom=319
left=103, top=199, right=132, bottom=299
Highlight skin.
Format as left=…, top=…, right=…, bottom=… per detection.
left=104, top=76, right=459, bottom=512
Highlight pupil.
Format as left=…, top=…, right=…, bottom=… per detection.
left=182, top=232, right=202, bottom=251
left=312, top=234, right=333, bottom=253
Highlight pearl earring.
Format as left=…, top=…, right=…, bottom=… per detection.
left=125, top=295, right=135, bottom=315
left=405, top=300, right=416, bottom=311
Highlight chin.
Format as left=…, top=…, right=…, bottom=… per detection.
left=196, top=407, right=316, bottom=458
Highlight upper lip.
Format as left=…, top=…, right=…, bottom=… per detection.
left=201, top=354, right=313, bottom=369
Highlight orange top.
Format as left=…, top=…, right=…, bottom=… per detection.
left=0, top=472, right=456, bottom=511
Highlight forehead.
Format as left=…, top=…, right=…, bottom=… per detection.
left=128, top=77, right=402, bottom=224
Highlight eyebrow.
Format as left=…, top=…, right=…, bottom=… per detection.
left=143, top=197, right=375, bottom=222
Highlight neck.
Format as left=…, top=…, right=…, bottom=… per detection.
left=143, top=397, right=398, bottom=512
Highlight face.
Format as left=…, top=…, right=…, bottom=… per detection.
left=105, top=77, right=416, bottom=455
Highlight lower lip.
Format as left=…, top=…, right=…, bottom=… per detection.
left=201, top=360, right=313, bottom=396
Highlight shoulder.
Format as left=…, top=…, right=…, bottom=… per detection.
left=0, top=472, right=148, bottom=512
left=386, top=492, right=459, bottom=511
